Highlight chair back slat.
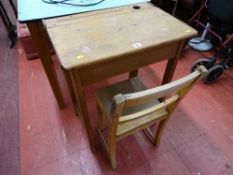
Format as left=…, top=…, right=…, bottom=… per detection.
left=119, top=94, right=179, bottom=123
left=123, top=68, right=204, bottom=108
left=109, top=66, right=207, bottom=124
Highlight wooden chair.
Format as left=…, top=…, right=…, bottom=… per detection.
left=95, top=66, right=207, bottom=169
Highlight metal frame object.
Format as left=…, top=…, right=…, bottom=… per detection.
left=0, top=1, right=17, bottom=47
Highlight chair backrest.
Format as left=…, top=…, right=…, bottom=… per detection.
left=207, top=0, right=233, bottom=24
left=109, top=66, right=207, bottom=128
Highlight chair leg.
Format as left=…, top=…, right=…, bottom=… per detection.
left=109, top=138, right=117, bottom=170
left=143, top=127, right=155, bottom=145
left=96, top=102, right=105, bottom=130
left=154, top=119, right=168, bottom=145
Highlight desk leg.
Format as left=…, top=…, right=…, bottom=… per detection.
left=27, top=21, right=65, bottom=109
left=161, top=40, right=185, bottom=85
left=71, top=70, right=96, bottom=152
left=63, top=68, right=80, bottom=116
left=129, top=69, right=138, bottom=78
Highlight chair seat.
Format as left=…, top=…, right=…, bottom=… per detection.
left=96, top=77, right=168, bottom=137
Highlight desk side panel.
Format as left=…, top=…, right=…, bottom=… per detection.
left=78, top=41, right=179, bottom=85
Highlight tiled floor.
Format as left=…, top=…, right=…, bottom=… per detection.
left=19, top=43, right=233, bottom=175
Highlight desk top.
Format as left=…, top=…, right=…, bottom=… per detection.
left=18, top=0, right=149, bottom=22
left=45, top=2, right=197, bottom=70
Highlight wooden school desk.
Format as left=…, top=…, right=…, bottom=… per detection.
left=18, top=0, right=148, bottom=109
left=44, top=2, right=197, bottom=150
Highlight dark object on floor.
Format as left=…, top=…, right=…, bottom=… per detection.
left=0, top=1, right=17, bottom=47
left=190, top=37, right=233, bottom=74
left=151, top=0, right=202, bottom=21
left=188, top=0, right=233, bottom=51
left=190, top=40, right=233, bottom=83
left=189, top=0, right=233, bottom=83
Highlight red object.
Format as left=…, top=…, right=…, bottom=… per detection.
left=17, top=22, right=54, bottom=60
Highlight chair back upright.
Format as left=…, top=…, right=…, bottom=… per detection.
left=109, top=66, right=207, bottom=133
